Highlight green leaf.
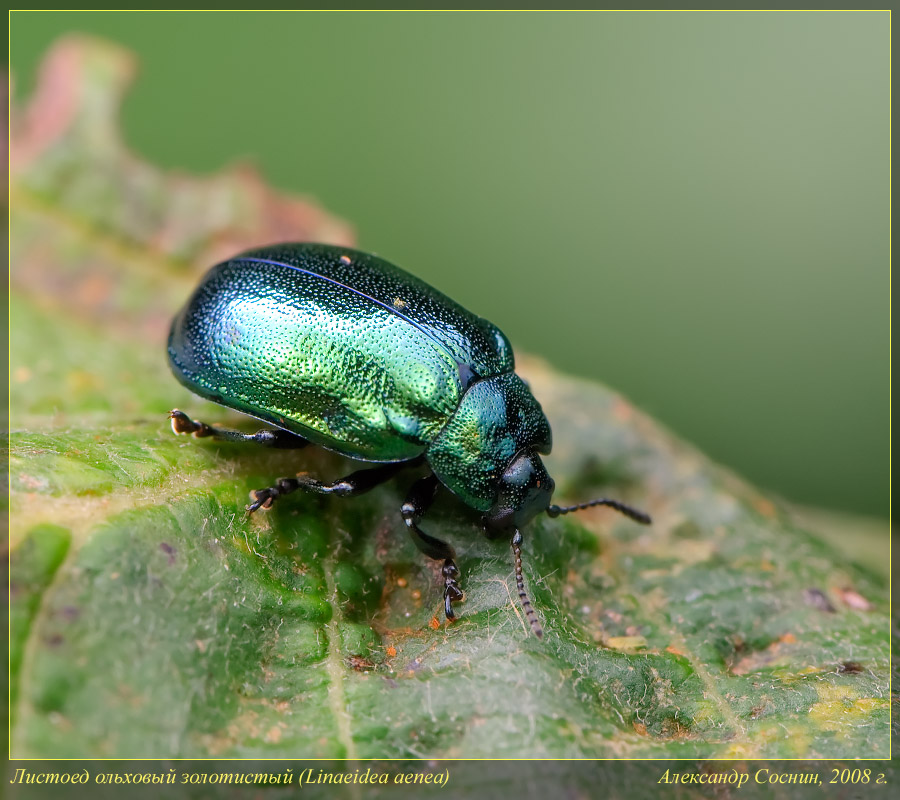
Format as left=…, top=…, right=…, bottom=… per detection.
left=9, top=36, right=889, bottom=759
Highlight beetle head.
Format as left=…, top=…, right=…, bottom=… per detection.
left=483, top=451, right=554, bottom=533
left=427, top=373, right=552, bottom=514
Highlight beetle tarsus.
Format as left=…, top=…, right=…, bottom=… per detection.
left=169, top=409, right=212, bottom=437
left=442, top=560, right=464, bottom=620
left=246, top=481, right=292, bottom=513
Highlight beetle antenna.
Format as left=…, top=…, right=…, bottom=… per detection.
left=547, top=498, right=651, bottom=525
left=511, top=530, right=543, bottom=638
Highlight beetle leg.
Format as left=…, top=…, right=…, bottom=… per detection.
left=401, top=474, right=464, bottom=621
left=247, top=461, right=412, bottom=513
left=169, top=409, right=310, bottom=449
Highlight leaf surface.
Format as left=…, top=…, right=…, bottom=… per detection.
left=8, top=36, right=889, bottom=759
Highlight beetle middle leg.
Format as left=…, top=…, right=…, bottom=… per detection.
left=169, top=409, right=310, bottom=449
left=401, top=474, right=464, bottom=621
left=247, top=460, right=415, bottom=513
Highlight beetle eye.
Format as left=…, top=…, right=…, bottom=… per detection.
left=484, top=452, right=554, bottom=531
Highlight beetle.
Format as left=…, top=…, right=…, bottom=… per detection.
left=167, top=243, right=650, bottom=637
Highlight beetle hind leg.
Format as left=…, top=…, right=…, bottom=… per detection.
left=247, top=460, right=412, bottom=513
left=169, top=409, right=310, bottom=449
left=401, top=474, right=464, bottom=621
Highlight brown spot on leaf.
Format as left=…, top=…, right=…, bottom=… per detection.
left=729, top=633, right=799, bottom=675
left=659, top=718, right=692, bottom=739
left=804, top=587, right=836, bottom=613
left=347, top=655, right=376, bottom=671
left=753, top=497, right=777, bottom=518
left=19, top=474, right=48, bottom=490
left=612, top=398, right=633, bottom=422
left=836, top=586, right=872, bottom=611
left=159, top=542, right=176, bottom=564
left=264, top=725, right=283, bottom=743
left=75, top=273, right=113, bottom=308
left=839, top=661, right=864, bottom=674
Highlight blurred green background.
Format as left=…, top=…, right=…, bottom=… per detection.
left=10, top=11, right=889, bottom=518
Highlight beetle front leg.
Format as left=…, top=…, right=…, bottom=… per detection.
left=247, top=460, right=414, bottom=513
left=401, top=474, right=464, bottom=621
left=169, top=409, right=310, bottom=449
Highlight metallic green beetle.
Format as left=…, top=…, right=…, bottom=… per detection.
left=168, top=243, right=650, bottom=637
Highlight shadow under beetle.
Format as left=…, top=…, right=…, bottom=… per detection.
left=167, top=243, right=650, bottom=637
